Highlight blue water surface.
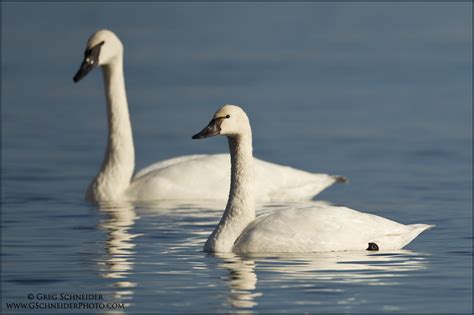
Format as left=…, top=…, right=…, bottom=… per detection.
left=2, top=3, right=472, bottom=314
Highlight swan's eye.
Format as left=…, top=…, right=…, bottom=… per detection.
left=226, top=115, right=230, bottom=119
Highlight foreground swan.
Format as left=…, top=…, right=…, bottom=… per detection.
left=192, top=105, right=433, bottom=253
left=73, top=29, right=345, bottom=203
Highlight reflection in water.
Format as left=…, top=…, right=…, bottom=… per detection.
left=139, top=200, right=226, bottom=252
left=249, top=250, right=428, bottom=282
left=214, top=253, right=262, bottom=308
left=213, top=250, right=428, bottom=309
left=97, top=203, right=141, bottom=306
left=93, top=200, right=431, bottom=312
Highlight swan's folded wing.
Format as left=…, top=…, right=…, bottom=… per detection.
left=132, top=154, right=213, bottom=180
left=127, top=154, right=231, bottom=201
left=234, top=205, right=432, bottom=253
left=253, top=158, right=342, bottom=202
left=129, top=155, right=345, bottom=202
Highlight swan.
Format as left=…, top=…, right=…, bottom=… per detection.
left=73, top=29, right=346, bottom=203
left=192, top=105, right=433, bottom=253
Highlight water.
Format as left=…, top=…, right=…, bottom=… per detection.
left=2, top=3, right=472, bottom=314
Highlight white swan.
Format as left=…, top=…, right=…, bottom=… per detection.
left=192, top=105, right=433, bottom=253
left=73, top=29, right=346, bottom=203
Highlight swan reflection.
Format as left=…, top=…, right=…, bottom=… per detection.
left=213, top=249, right=428, bottom=309
left=97, top=203, right=141, bottom=304
left=249, top=250, right=428, bottom=283
left=214, top=253, right=262, bottom=308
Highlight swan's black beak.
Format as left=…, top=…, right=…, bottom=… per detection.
left=192, top=117, right=223, bottom=139
left=73, top=41, right=104, bottom=83
left=73, top=59, right=96, bottom=82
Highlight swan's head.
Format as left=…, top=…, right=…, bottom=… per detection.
left=192, top=105, right=251, bottom=139
left=73, top=29, right=124, bottom=82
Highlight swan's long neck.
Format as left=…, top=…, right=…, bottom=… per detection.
left=204, top=133, right=255, bottom=252
left=86, top=56, right=135, bottom=202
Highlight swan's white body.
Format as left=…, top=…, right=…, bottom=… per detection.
left=194, top=105, right=433, bottom=253
left=128, top=154, right=339, bottom=202
left=74, top=30, right=344, bottom=203
left=234, top=205, right=432, bottom=252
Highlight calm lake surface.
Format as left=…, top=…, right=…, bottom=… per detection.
left=2, top=3, right=472, bottom=314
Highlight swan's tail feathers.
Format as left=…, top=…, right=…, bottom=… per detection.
left=410, top=224, right=435, bottom=234
left=332, top=175, right=349, bottom=184
left=399, top=224, right=435, bottom=249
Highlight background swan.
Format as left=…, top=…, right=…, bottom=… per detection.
left=73, top=29, right=346, bottom=203
left=192, top=105, right=433, bottom=253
